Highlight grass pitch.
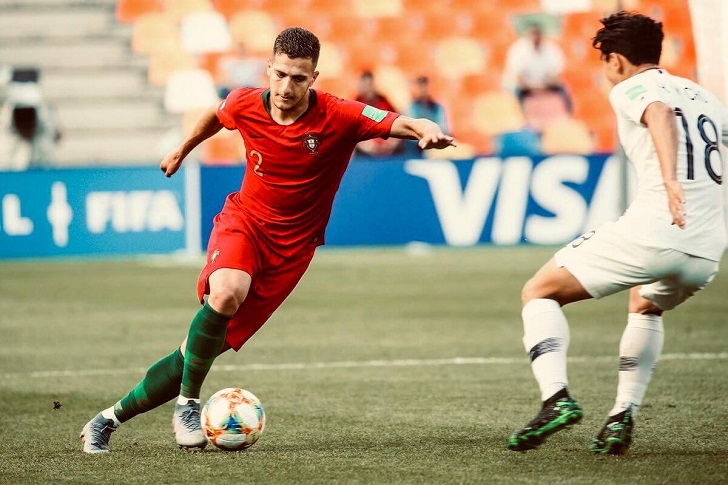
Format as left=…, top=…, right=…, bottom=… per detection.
left=0, top=246, right=726, bottom=484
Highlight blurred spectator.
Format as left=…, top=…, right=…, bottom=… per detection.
left=0, top=68, right=61, bottom=170
left=216, top=42, right=266, bottom=99
left=502, top=23, right=570, bottom=110
left=353, top=70, right=402, bottom=157
left=405, top=76, right=448, bottom=156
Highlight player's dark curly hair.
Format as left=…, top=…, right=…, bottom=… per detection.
left=592, top=11, right=664, bottom=65
left=273, top=27, right=320, bottom=67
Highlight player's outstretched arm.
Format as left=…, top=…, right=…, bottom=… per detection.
left=642, top=101, right=686, bottom=229
left=389, top=116, right=456, bottom=150
left=160, top=105, right=224, bottom=177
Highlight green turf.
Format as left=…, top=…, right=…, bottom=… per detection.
left=1, top=247, right=726, bottom=484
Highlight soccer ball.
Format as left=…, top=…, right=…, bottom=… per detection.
left=201, top=388, right=266, bottom=451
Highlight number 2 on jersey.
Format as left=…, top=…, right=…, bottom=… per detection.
left=250, top=150, right=263, bottom=177
left=673, top=108, right=722, bottom=184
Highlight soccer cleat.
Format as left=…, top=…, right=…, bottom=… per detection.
left=173, top=399, right=208, bottom=449
left=589, top=408, right=634, bottom=455
left=508, top=390, right=584, bottom=451
left=80, top=412, right=118, bottom=454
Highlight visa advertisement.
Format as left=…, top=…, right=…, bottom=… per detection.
left=199, top=154, right=625, bottom=249
left=0, top=167, right=188, bottom=258
left=0, top=155, right=625, bottom=258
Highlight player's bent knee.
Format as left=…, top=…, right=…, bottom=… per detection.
left=521, top=277, right=547, bottom=305
left=207, top=269, right=251, bottom=315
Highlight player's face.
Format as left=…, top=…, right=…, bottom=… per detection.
left=603, top=52, right=625, bottom=85
left=267, top=54, right=318, bottom=112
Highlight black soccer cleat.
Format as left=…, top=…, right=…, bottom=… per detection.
left=589, top=408, right=633, bottom=455
left=508, top=389, right=584, bottom=451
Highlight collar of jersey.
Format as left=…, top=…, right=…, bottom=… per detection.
left=261, top=88, right=318, bottom=122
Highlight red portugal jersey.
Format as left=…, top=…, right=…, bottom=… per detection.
left=216, top=87, right=399, bottom=252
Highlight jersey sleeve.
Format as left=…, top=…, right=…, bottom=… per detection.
left=217, top=88, right=249, bottom=130
left=335, top=98, right=400, bottom=141
left=609, top=76, right=663, bottom=126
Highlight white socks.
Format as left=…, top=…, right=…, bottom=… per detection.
left=522, top=298, right=570, bottom=401
left=609, top=313, right=664, bottom=417
left=101, top=406, right=121, bottom=427
left=177, top=395, right=201, bottom=405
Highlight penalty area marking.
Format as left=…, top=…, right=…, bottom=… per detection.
left=1, top=352, right=727, bottom=381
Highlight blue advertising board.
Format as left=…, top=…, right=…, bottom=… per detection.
left=199, top=154, right=625, bottom=249
left=0, top=167, right=188, bottom=258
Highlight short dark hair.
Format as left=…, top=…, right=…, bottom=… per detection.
left=273, top=27, right=320, bottom=67
left=592, top=11, right=663, bottom=65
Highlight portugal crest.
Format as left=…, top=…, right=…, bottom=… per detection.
left=302, top=133, right=320, bottom=154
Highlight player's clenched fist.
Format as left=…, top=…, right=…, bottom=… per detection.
left=160, top=149, right=184, bottom=178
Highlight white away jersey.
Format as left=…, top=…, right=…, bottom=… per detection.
left=609, top=68, right=728, bottom=261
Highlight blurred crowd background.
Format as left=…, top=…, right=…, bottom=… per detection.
left=0, top=0, right=699, bottom=169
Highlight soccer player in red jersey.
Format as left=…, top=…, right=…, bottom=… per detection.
left=81, top=27, right=454, bottom=453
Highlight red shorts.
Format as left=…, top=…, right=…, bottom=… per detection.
left=197, top=203, right=315, bottom=351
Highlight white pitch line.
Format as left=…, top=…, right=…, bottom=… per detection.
left=1, top=352, right=726, bottom=381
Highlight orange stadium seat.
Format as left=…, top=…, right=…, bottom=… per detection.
left=352, top=0, right=404, bottom=19
left=323, top=14, right=375, bottom=44
left=116, top=0, right=164, bottom=23
left=148, top=49, right=198, bottom=86
left=541, top=118, right=595, bottom=155
left=392, top=39, right=436, bottom=76
left=591, top=119, right=618, bottom=153
left=213, top=0, right=260, bottom=19
left=402, top=0, right=449, bottom=14
left=229, top=10, right=279, bottom=55
left=493, top=0, right=540, bottom=14
left=562, top=11, right=603, bottom=42
left=416, top=10, right=472, bottom=41
left=591, top=0, right=642, bottom=14
left=164, top=0, right=213, bottom=19
left=433, top=37, right=487, bottom=80
left=344, top=39, right=386, bottom=72
left=460, top=73, right=500, bottom=97
left=132, top=12, right=179, bottom=55
left=472, top=91, right=525, bottom=136
left=308, top=0, right=351, bottom=17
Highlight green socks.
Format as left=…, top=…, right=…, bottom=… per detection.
left=111, top=303, right=230, bottom=423
left=114, top=348, right=184, bottom=423
left=180, top=302, right=231, bottom=399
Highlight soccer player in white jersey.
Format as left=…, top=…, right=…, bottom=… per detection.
left=507, top=11, right=728, bottom=455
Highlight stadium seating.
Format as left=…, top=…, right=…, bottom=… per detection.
left=541, top=118, right=595, bottom=154
left=180, top=11, right=233, bottom=54
left=472, top=91, right=525, bottom=136
left=433, top=37, right=488, bottom=80
left=148, top=49, right=198, bottom=86
left=228, top=10, right=279, bottom=55
left=132, top=12, right=180, bottom=55
left=164, top=0, right=213, bottom=19
left=116, top=0, right=164, bottom=23
left=164, top=69, right=219, bottom=113
left=5, top=0, right=698, bottom=165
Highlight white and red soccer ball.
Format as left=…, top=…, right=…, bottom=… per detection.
left=201, top=388, right=266, bottom=451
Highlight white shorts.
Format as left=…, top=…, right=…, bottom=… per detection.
left=554, top=221, right=720, bottom=310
